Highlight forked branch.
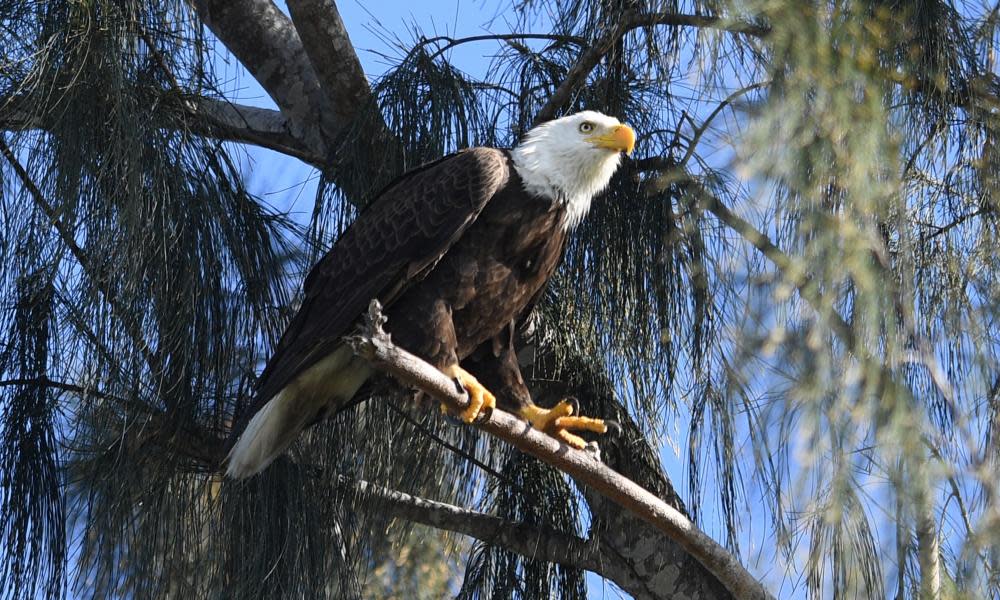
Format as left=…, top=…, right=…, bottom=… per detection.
left=347, top=299, right=774, bottom=600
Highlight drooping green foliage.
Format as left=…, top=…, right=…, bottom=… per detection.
left=1, top=0, right=295, bottom=597
left=3, top=0, right=1000, bottom=598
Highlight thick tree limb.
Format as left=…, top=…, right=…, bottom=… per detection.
left=346, top=473, right=705, bottom=599
left=180, top=96, right=324, bottom=165
left=189, top=0, right=336, bottom=156
left=347, top=300, right=775, bottom=600
left=285, top=0, right=372, bottom=128
left=191, top=0, right=404, bottom=201
left=283, top=0, right=404, bottom=184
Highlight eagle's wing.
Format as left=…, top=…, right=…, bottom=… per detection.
left=252, top=147, right=511, bottom=405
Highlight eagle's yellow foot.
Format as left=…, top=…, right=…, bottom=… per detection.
left=442, top=364, right=496, bottom=423
left=519, top=400, right=608, bottom=449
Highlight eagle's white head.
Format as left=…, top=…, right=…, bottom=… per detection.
left=511, top=110, right=635, bottom=229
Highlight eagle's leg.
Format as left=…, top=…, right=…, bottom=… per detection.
left=442, top=364, right=497, bottom=423
left=519, top=401, right=608, bottom=449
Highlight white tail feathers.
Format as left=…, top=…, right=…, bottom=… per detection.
left=225, top=346, right=373, bottom=479
left=225, top=387, right=303, bottom=478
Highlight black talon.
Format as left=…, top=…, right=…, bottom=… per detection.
left=565, top=396, right=580, bottom=415
left=604, top=419, right=622, bottom=437
left=442, top=378, right=467, bottom=426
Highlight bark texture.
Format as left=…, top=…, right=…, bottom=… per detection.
left=348, top=300, right=774, bottom=600
left=190, top=0, right=336, bottom=155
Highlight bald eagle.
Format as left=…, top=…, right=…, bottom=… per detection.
left=225, top=111, right=635, bottom=478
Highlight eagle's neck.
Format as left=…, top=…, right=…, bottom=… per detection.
left=510, top=142, right=620, bottom=230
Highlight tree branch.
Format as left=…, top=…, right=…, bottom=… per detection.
left=418, top=33, right=588, bottom=61
left=346, top=477, right=604, bottom=571
left=0, top=93, right=324, bottom=165
left=188, top=0, right=336, bottom=156
left=179, top=96, right=324, bottom=165
left=285, top=0, right=372, bottom=128
left=0, top=377, right=107, bottom=398
left=693, top=183, right=857, bottom=348
left=283, top=0, right=404, bottom=181
left=636, top=158, right=856, bottom=346
left=347, top=300, right=775, bottom=600
left=351, top=471, right=705, bottom=598
left=630, top=12, right=770, bottom=38
left=523, top=350, right=731, bottom=599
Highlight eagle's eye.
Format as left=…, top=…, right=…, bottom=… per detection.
left=578, top=121, right=595, bottom=134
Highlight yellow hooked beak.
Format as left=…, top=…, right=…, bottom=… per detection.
left=587, top=123, right=636, bottom=155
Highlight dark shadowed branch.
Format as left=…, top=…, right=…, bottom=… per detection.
left=351, top=475, right=683, bottom=599
left=0, top=94, right=323, bottom=164
left=347, top=300, right=775, bottom=600
left=345, top=477, right=603, bottom=570
left=344, top=475, right=698, bottom=599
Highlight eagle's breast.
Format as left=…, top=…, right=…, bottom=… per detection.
left=387, top=166, right=569, bottom=361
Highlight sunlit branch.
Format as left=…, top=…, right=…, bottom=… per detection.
left=348, top=299, right=775, bottom=600
left=285, top=0, right=376, bottom=129
left=179, top=96, right=324, bottom=165
left=188, top=0, right=335, bottom=156
left=133, top=21, right=328, bottom=166
left=916, top=476, right=942, bottom=599
left=629, top=12, right=770, bottom=38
